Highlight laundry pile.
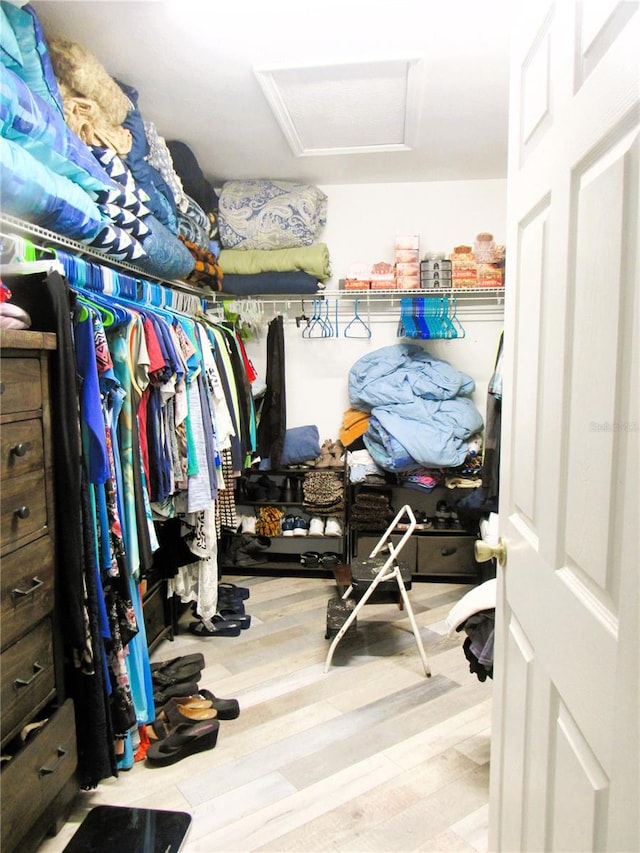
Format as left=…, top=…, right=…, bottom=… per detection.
left=348, top=343, right=484, bottom=472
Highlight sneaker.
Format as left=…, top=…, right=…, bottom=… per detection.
left=308, top=516, right=325, bottom=536
left=293, top=516, right=310, bottom=536
left=281, top=515, right=295, bottom=536
left=324, top=517, right=343, bottom=536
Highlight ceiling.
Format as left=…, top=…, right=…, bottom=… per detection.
left=31, top=0, right=513, bottom=187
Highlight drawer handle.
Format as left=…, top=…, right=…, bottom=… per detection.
left=14, top=505, right=30, bottom=520
left=13, top=661, right=44, bottom=689
left=0, top=381, right=4, bottom=395
left=39, top=747, right=68, bottom=777
left=441, top=547, right=458, bottom=557
left=11, top=576, right=44, bottom=600
left=11, top=442, right=29, bottom=457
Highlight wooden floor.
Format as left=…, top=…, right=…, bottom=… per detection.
left=38, top=574, right=492, bottom=852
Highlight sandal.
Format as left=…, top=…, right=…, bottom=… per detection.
left=153, top=681, right=200, bottom=707
left=218, top=582, right=250, bottom=601
left=189, top=616, right=242, bottom=638
left=150, top=654, right=204, bottom=686
left=146, top=720, right=220, bottom=766
left=197, top=689, right=240, bottom=720
left=218, top=601, right=252, bottom=630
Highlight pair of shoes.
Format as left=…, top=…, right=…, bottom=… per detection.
left=308, top=517, right=343, bottom=535
left=300, top=550, right=342, bottom=568
left=315, top=440, right=345, bottom=469
left=282, top=515, right=309, bottom=536
left=280, top=475, right=303, bottom=502
left=157, top=690, right=240, bottom=722
left=435, top=501, right=461, bottom=529
left=146, top=720, right=220, bottom=766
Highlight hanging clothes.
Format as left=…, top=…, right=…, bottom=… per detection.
left=256, top=314, right=286, bottom=469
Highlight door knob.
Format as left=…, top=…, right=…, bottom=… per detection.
left=474, top=538, right=507, bottom=567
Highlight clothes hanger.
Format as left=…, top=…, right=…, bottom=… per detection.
left=343, top=298, right=372, bottom=339
left=303, top=299, right=327, bottom=338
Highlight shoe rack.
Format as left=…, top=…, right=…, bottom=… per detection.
left=223, top=462, right=350, bottom=575
left=350, top=480, right=484, bottom=583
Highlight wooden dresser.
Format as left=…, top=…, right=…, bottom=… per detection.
left=0, top=330, right=78, bottom=853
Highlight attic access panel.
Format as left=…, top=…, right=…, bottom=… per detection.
left=255, top=58, right=422, bottom=157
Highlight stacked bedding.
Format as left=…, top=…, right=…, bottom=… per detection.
left=217, top=179, right=331, bottom=295
left=0, top=2, right=221, bottom=286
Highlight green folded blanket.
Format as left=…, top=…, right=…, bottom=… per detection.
left=219, top=243, right=331, bottom=282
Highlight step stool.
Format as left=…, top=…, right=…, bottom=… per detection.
left=323, top=505, right=431, bottom=677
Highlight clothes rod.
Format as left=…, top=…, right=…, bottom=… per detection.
left=0, top=214, right=217, bottom=304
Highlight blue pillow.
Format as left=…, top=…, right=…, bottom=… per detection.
left=281, top=426, right=321, bottom=465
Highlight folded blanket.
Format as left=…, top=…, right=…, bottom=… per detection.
left=220, top=271, right=321, bottom=296
left=0, top=64, right=116, bottom=195
left=219, top=244, right=331, bottom=282
left=218, top=179, right=327, bottom=250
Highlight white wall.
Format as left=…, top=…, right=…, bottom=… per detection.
left=243, top=178, right=507, bottom=446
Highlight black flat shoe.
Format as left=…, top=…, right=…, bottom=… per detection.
left=189, top=616, right=242, bottom=637
left=197, top=689, right=240, bottom=720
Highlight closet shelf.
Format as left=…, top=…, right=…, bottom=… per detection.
left=0, top=214, right=216, bottom=304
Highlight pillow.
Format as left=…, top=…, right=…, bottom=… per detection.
left=281, top=425, right=321, bottom=466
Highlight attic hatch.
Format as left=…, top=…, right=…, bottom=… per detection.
left=254, top=58, right=422, bottom=157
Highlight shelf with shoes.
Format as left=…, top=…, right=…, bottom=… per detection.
left=349, top=477, right=484, bottom=583
left=221, top=460, right=350, bottom=575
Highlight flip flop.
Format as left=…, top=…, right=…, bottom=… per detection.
left=197, top=689, right=240, bottom=720
left=189, top=616, right=242, bottom=638
left=218, top=608, right=252, bottom=630
left=150, top=654, right=204, bottom=685
left=150, top=653, right=205, bottom=674
left=146, top=720, right=220, bottom=767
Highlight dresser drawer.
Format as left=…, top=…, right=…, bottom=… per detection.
left=1, top=618, right=56, bottom=745
left=1, top=419, right=44, bottom=481
left=1, top=469, right=48, bottom=549
left=0, top=357, right=42, bottom=415
left=144, top=581, right=170, bottom=649
left=416, top=535, right=479, bottom=577
left=1, top=699, right=77, bottom=853
left=1, top=537, right=55, bottom=651
left=354, top=533, right=418, bottom=568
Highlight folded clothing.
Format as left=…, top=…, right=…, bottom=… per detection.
left=219, top=244, right=331, bottom=282
left=340, top=407, right=370, bottom=447
left=220, top=271, right=322, bottom=295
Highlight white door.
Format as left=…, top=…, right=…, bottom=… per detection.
left=490, top=2, right=639, bottom=851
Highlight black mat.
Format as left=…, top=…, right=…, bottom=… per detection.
left=63, top=805, right=191, bottom=853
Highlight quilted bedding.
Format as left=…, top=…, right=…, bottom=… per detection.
left=218, top=179, right=327, bottom=250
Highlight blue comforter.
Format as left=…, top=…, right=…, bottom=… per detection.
left=348, top=344, right=483, bottom=471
